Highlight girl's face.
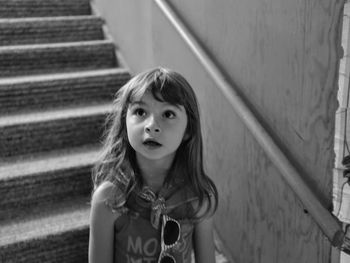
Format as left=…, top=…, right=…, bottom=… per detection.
left=126, top=91, right=188, bottom=167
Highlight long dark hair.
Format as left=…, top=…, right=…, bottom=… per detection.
left=92, top=67, right=218, bottom=218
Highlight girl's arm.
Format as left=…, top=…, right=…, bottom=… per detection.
left=193, top=216, right=216, bottom=263
left=193, top=194, right=217, bottom=263
left=89, top=181, right=120, bottom=263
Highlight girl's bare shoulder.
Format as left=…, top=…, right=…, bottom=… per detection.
left=92, top=181, right=116, bottom=203
left=91, top=182, right=115, bottom=205
left=91, top=181, right=124, bottom=220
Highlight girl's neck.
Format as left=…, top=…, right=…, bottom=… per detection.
left=136, top=155, right=173, bottom=194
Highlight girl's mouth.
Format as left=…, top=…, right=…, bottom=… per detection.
left=143, top=139, right=162, bottom=147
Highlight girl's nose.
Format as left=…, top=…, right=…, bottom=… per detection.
left=145, top=116, right=161, bottom=133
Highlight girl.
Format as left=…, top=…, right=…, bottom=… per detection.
left=89, top=67, right=218, bottom=263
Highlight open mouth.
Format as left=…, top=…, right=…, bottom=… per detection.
left=143, top=139, right=162, bottom=147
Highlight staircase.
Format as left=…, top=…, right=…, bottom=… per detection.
left=0, top=0, right=130, bottom=262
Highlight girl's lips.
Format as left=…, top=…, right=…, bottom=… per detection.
left=143, top=139, right=162, bottom=147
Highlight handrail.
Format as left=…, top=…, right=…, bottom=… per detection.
left=154, top=0, right=347, bottom=249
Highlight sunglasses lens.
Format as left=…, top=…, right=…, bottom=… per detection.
left=164, top=220, right=180, bottom=246
left=160, top=255, right=176, bottom=263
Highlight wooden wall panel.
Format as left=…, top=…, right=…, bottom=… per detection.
left=171, top=0, right=343, bottom=205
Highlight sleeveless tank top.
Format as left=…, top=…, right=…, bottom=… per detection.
left=111, top=182, right=199, bottom=263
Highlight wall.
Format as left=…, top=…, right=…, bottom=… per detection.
left=91, top=0, right=155, bottom=71
left=93, top=0, right=345, bottom=262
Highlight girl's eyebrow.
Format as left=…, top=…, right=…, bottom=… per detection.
left=129, top=101, right=145, bottom=107
left=171, top=104, right=185, bottom=111
left=130, top=100, right=184, bottom=111
left=160, top=102, right=184, bottom=111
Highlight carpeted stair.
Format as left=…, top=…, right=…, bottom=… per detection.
left=0, top=0, right=130, bottom=262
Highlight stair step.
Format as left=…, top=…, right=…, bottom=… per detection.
left=0, top=16, right=104, bottom=46
left=0, top=68, right=130, bottom=114
left=0, top=197, right=90, bottom=263
left=0, top=0, right=91, bottom=18
left=0, top=40, right=117, bottom=77
left=0, top=145, right=99, bottom=221
left=0, top=103, right=112, bottom=158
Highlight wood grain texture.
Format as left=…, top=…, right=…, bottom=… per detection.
left=172, top=0, right=343, bottom=204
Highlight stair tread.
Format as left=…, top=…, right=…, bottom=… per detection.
left=0, top=144, right=100, bottom=180
left=0, top=40, right=117, bottom=77
left=0, top=0, right=91, bottom=18
left=0, top=68, right=129, bottom=114
left=0, top=197, right=90, bottom=247
left=0, top=67, right=129, bottom=86
left=0, top=15, right=102, bottom=23
left=0, top=39, right=113, bottom=51
left=0, top=102, right=112, bottom=127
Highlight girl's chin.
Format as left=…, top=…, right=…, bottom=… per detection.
left=135, top=150, right=176, bottom=163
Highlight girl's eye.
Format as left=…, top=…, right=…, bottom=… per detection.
left=163, top=110, right=176, bottom=119
left=134, top=108, right=146, bottom=117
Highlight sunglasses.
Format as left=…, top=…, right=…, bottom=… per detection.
left=158, top=215, right=181, bottom=263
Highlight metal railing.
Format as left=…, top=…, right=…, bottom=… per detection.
left=154, top=0, right=349, bottom=250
